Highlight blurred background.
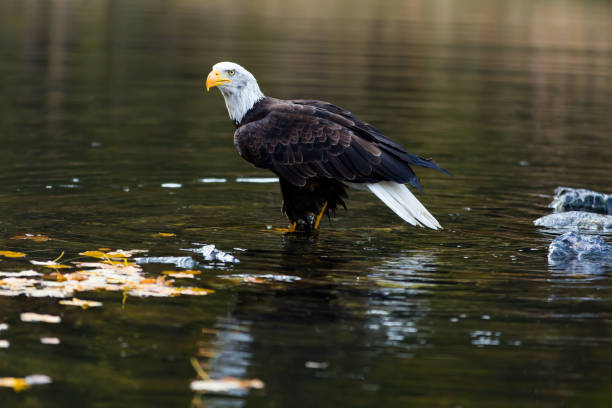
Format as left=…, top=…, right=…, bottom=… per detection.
left=1, top=0, right=610, bottom=194
left=0, top=1, right=611, bottom=407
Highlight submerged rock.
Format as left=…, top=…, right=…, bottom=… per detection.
left=548, top=232, right=612, bottom=263
left=136, top=244, right=239, bottom=270
left=549, top=187, right=612, bottom=215
left=181, top=244, right=240, bottom=263
left=135, top=256, right=199, bottom=269
left=534, top=211, right=612, bottom=232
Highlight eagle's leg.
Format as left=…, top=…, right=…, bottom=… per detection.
left=278, top=177, right=345, bottom=232
left=313, top=202, right=328, bottom=230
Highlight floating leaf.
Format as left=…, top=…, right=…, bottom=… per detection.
left=1, top=252, right=211, bottom=299
left=30, top=260, right=72, bottom=269
left=45, top=264, right=71, bottom=270
left=11, top=234, right=50, bottom=242
left=101, top=259, right=135, bottom=266
left=190, top=377, right=264, bottom=393
left=79, top=251, right=107, bottom=259
left=59, top=297, right=102, bottom=309
left=305, top=361, right=329, bottom=369
left=0, top=375, right=52, bottom=392
left=139, top=276, right=168, bottom=285
left=0, top=270, right=40, bottom=277
left=173, top=287, right=214, bottom=295
left=29, top=251, right=70, bottom=270
left=20, top=313, right=61, bottom=323
left=80, top=249, right=146, bottom=260
left=64, top=272, right=88, bottom=281
left=0, top=251, right=26, bottom=258
left=105, top=252, right=129, bottom=258
left=0, top=378, right=28, bottom=392
left=244, top=276, right=266, bottom=284
left=162, top=270, right=201, bottom=278
left=153, top=232, right=175, bottom=237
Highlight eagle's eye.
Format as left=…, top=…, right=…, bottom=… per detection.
left=227, top=69, right=236, bottom=76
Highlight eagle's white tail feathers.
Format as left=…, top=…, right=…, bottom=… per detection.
left=366, top=181, right=442, bottom=230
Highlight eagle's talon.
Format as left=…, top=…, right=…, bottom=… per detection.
left=273, top=222, right=297, bottom=233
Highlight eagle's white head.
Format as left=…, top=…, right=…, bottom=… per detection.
left=206, top=61, right=264, bottom=124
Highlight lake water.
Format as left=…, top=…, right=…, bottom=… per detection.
left=1, top=0, right=611, bottom=406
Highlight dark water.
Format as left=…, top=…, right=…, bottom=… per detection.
left=1, top=0, right=612, bottom=406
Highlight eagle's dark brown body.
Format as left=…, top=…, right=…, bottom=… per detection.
left=233, top=97, right=449, bottom=229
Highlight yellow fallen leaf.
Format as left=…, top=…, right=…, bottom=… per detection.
left=0, top=377, right=29, bottom=392
left=98, top=247, right=111, bottom=251
left=162, top=270, right=201, bottom=275
left=80, top=249, right=142, bottom=260
left=11, top=234, right=50, bottom=242
left=79, top=251, right=107, bottom=258
left=44, top=264, right=72, bottom=269
left=109, top=249, right=147, bottom=257
left=162, top=270, right=201, bottom=278
left=66, top=273, right=88, bottom=281
left=244, top=276, right=266, bottom=284
left=0, top=251, right=26, bottom=258
left=105, top=252, right=128, bottom=258
left=101, top=260, right=135, bottom=266
left=173, top=287, right=214, bottom=295
left=0, top=375, right=52, bottom=392
left=30, top=260, right=72, bottom=269
left=0, top=250, right=212, bottom=299
left=145, top=276, right=168, bottom=285
left=59, top=297, right=102, bottom=309
left=153, top=232, right=175, bottom=237
left=52, top=271, right=67, bottom=282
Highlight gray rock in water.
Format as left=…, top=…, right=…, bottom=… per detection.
left=548, top=232, right=612, bottom=265
left=550, top=187, right=612, bottom=215
left=534, top=211, right=612, bottom=232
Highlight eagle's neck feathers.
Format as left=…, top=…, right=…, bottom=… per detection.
left=219, top=80, right=264, bottom=125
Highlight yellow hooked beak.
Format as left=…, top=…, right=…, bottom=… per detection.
left=206, top=69, right=232, bottom=91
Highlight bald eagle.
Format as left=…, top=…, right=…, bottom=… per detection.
left=206, top=61, right=450, bottom=232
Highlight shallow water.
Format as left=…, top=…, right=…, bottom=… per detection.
left=1, top=0, right=612, bottom=406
